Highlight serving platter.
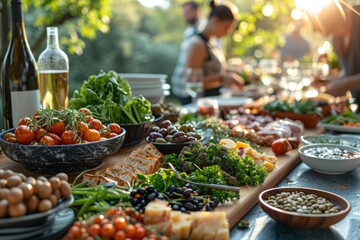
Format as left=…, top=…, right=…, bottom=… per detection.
left=317, top=122, right=360, bottom=134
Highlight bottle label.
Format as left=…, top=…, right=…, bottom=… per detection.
left=11, top=90, right=41, bottom=127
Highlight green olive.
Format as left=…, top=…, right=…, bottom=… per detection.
left=165, top=135, right=174, bottom=142
left=155, top=137, right=167, bottom=143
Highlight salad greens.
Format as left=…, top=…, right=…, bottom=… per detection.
left=322, top=110, right=360, bottom=124
left=166, top=142, right=268, bottom=186
left=263, top=99, right=321, bottom=115
left=69, top=70, right=152, bottom=124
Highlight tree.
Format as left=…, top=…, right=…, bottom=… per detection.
left=0, top=0, right=111, bottom=66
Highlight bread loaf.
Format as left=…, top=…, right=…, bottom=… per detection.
left=143, top=143, right=164, bottom=163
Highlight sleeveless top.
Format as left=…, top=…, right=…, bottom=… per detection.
left=197, top=33, right=225, bottom=96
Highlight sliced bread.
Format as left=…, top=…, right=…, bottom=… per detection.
left=113, top=163, right=144, bottom=175
left=144, top=143, right=164, bottom=163
left=95, top=170, right=127, bottom=186
left=129, top=152, right=161, bottom=172
left=120, top=156, right=154, bottom=174
left=101, top=168, right=136, bottom=185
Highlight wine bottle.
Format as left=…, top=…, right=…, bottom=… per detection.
left=38, top=27, right=69, bottom=109
left=0, top=0, right=41, bottom=129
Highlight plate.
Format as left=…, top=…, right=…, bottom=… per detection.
left=0, top=196, right=74, bottom=228
left=301, top=134, right=360, bottom=148
left=210, top=96, right=253, bottom=107
left=0, top=208, right=75, bottom=240
left=318, top=122, right=360, bottom=133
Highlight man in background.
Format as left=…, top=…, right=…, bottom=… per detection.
left=171, top=1, right=200, bottom=105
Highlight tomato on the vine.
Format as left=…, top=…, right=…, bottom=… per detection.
left=34, top=128, right=47, bottom=142
left=6, top=136, right=17, bottom=143
left=40, top=136, right=55, bottom=145
left=89, top=119, right=103, bottom=130
left=3, top=132, right=15, bottom=140
left=49, top=119, right=65, bottom=135
left=15, top=125, right=34, bottom=144
left=46, top=133, right=62, bottom=145
left=77, top=121, right=89, bottom=136
left=78, top=108, right=91, bottom=114
left=99, top=128, right=110, bottom=138
left=126, top=224, right=136, bottom=238
left=84, top=129, right=101, bottom=142
left=61, top=130, right=78, bottom=144
left=109, top=123, right=121, bottom=134
left=18, top=117, right=32, bottom=126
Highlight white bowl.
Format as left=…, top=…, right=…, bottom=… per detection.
left=301, top=134, right=360, bottom=148
left=119, top=73, right=167, bottom=84
left=299, top=144, right=360, bottom=175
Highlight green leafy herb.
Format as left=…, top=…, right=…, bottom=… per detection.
left=189, top=165, right=240, bottom=203
left=69, top=70, right=152, bottom=124
left=263, top=99, right=321, bottom=115
left=323, top=110, right=360, bottom=124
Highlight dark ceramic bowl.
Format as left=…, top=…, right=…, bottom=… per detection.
left=0, top=128, right=126, bottom=173
left=259, top=187, right=351, bottom=229
left=145, top=136, right=201, bottom=155
left=121, top=114, right=163, bottom=147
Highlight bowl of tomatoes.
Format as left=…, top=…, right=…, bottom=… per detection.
left=0, top=108, right=126, bottom=173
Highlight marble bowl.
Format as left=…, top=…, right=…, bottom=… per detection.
left=299, top=144, right=360, bottom=175
left=259, top=187, right=351, bottom=229
left=0, top=128, right=126, bottom=173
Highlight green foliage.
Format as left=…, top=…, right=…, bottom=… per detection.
left=69, top=70, right=152, bottom=124
left=24, top=0, right=111, bottom=55
left=263, top=99, right=321, bottom=115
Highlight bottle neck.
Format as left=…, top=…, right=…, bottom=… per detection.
left=46, top=27, right=59, bottom=49
left=11, top=0, right=28, bottom=43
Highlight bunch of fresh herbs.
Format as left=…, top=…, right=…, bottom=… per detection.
left=69, top=70, right=152, bottom=124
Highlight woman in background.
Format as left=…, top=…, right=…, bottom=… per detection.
left=185, top=0, right=244, bottom=97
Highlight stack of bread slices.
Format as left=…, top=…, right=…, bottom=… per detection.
left=83, top=143, right=164, bottom=187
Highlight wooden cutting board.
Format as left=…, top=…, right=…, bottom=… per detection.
left=0, top=128, right=323, bottom=228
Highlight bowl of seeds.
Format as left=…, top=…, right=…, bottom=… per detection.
left=259, top=187, right=351, bottom=229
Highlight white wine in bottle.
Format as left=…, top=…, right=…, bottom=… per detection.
left=0, top=0, right=41, bottom=129
left=38, top=27, right=69, bottom=109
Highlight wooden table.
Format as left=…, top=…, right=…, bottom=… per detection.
left=0, top=128, right=322, bottom=228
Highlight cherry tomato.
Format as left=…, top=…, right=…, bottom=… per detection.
left=15, top=125, right=34, bottom=144
left=3, top=132, right=15, bottom=140
left=84, top=129, right=101, bottom=142
left=94, top=215, right=105, bottom=224
left=68, top=226, right=82, bottom=239
left=99, top=128, right=110, bottom=138
left=126, top=225, right=136, bottom=238
left=89, top=119, right=103, bottom=130
left=61, top=130, right=78, bottom=144
left=134, top=226, right=147, bottom=239
left=34, top=128, right=47, bottom=142
left=114, top=230, right=127, bottom=240
left=77, top=121, right=89, bottom=136
left=109, top=133, right=118, bottom=138
left=113, top=217, right=127, bottom=230
left=40, top=135, right=55, bottom=145
left=109, top=123, right=121, bottom=134
left=85, top=114, right=94, bottom=123
left=18, top=117, right=32, bottom=126
left=6, top=136, right=18, bottom=143
left=49, top=119, right=65, bottom=135
left=100, top=223, right=116, bottom=238
left=46, top=132, right=62, bottom=145
left=88, top=224, right=101, bottom=236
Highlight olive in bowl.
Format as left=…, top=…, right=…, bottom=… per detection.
left=146, top=120, right=202, bottom=155
left=299, top=144, right=360, bottom=175
left=259, top=187, right=351, bottom=229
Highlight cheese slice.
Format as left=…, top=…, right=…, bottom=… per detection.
left=171, top=211, right=192, bottom=240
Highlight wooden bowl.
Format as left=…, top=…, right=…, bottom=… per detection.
left=259, top=187, right=351, bottom=229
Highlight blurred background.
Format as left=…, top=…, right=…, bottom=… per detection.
left=0, top=0, right=357, bottom=119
